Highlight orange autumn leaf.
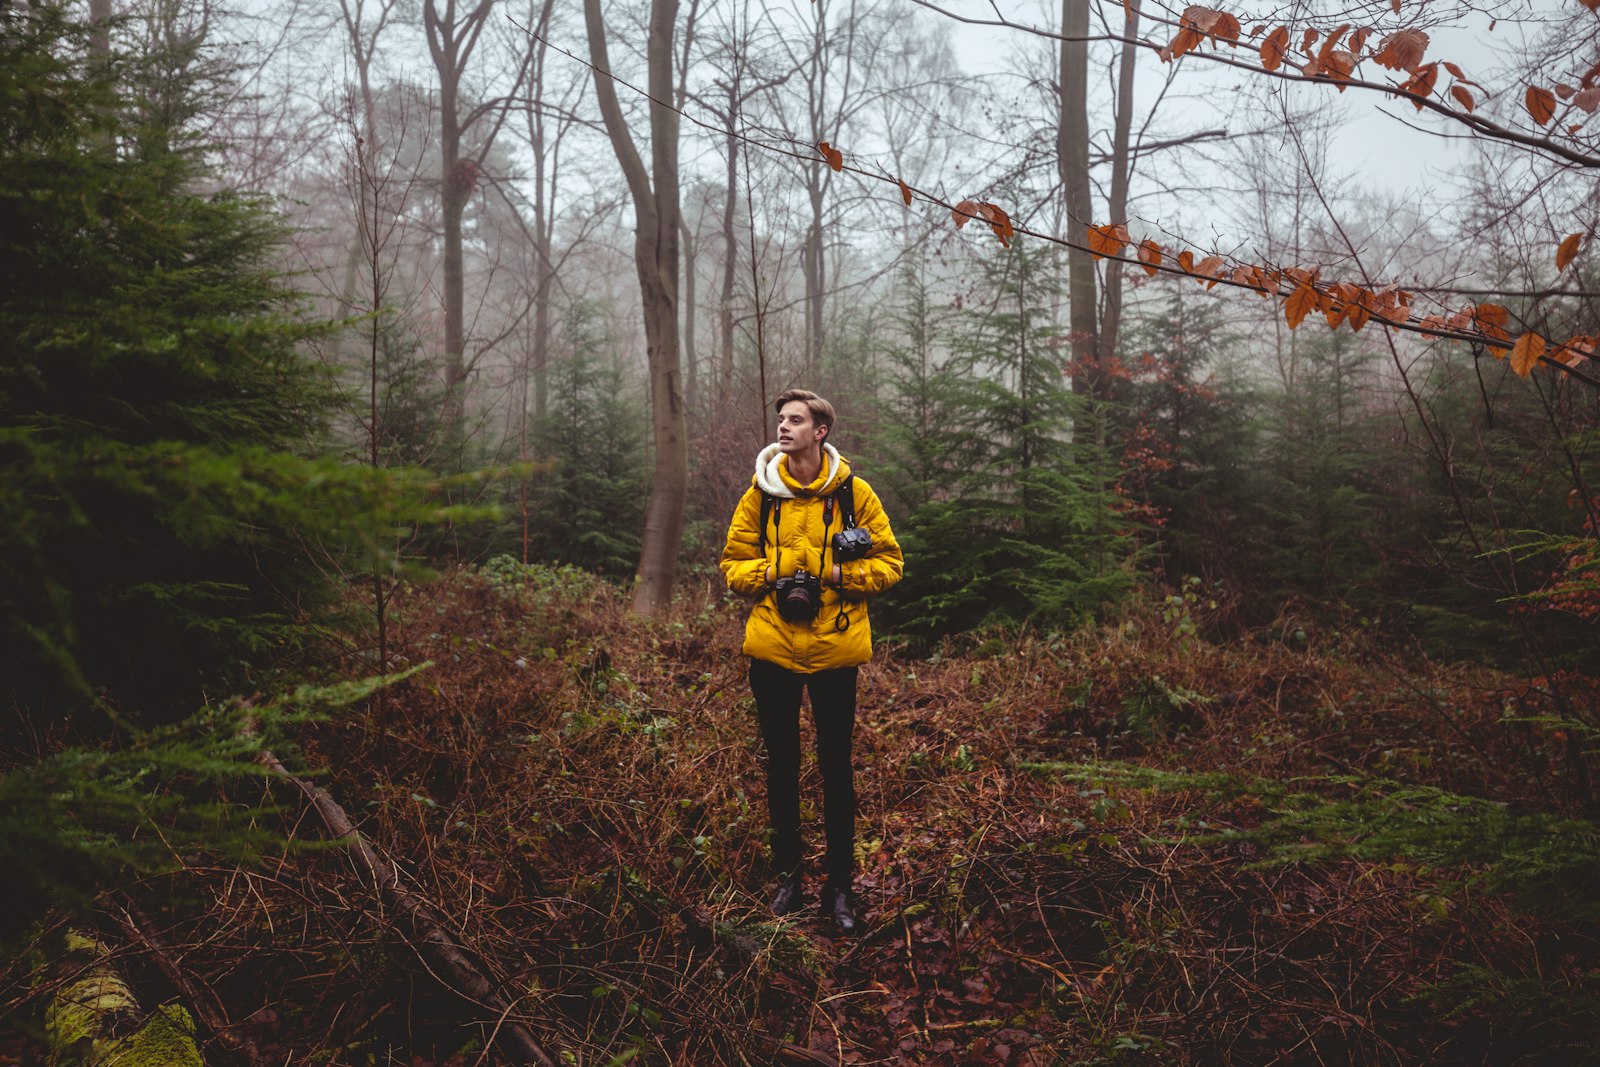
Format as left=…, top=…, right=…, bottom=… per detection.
left=1160, top=26, right=1205, bottom=61
left=1475, top=302, right=1511, bottom=342
left=1301, top=27, right=1319, bottom=56
left=1383, top=302, right=1413, bottom=325
left=1087, top=223, right=1130, bottom=259
left=1575, top=87, right=1600, bottom=113
left=1557, top=232, right=1583, bottom=271
left=1137, top=238, right=1163, bottom=276
left=951, top=199, right=979, bottom=229
left=1261, top=25, right=1290, bottom=71
left=1525, top=85, right=1557, bottom=126
left=1390, top=0, right=1401, bottom=12
left=975, top=201, right=1015, bottom=248
left=1509, top=332, right=1545, bottom=377
left=1177, top=249, right=1196, bottom=273
left=1322, top=50, right=1355, bottom=86
left=1398, top=63, right=1439, bottom=108
left=1349, top=27, right=1370, bottom=56
left=1450, top=85, right=1475, bottom=112
left=1556, top=336, right=1596, bottom=367
left=1443, top=61, right=1480, bottom=87
left=1194, top=254, right=1224, bottom=288
left=1285, top=284, right=1319, bottom=329
left=898, top=178, right=913, bottom=206
left=817, top=141, right=843, bottom=171
left=1346, top=301, right=1372, bottom=332
left=1182, top=5, right=1241, bottom=45
left=1372, top=28, right=1428, bottom=71
left=1317, top=24, right=1351, bottom=63
left=1325, top=302, right=1348, bottom=329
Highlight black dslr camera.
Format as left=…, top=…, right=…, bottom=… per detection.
left=831, top=526, right=873, bottom=562
left=774, top=569, right=822, bottom=622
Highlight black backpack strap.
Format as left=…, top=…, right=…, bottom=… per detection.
left=837, top=473, right=856, bottom=529
left=758, top=492, right=774, bottom=554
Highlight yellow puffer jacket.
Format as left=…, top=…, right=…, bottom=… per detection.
left=720, top=444, right=904, bottom=673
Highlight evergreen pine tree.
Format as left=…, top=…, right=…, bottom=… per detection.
left=0, top=1, right=341, bottom=723
left=523, top=303, right=648, bottom=577
left=0, top=2, right=468, bottom=944
left=878, top=245, right=1134, bottom=639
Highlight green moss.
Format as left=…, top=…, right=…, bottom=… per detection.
left=45, top=933, right=201, bottom=1066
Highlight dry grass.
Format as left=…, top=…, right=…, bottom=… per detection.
left=10, top=564, right=1596, bottom=1065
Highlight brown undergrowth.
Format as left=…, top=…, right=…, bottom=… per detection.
left=15, top=563, right=1598, bottom=1065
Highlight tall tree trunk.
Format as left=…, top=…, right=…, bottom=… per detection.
left=1058, top=0, right=1097, bottom=397
left=424, top=0, right=496, bottom=453
left=89, top=0, right=112, bottom=57
left=1095, top=0, right=1140, bottom=369
left=719, top=121, right=738, bottom=414
left=585, top=0, right=686, bottom=617
left=804, top=184, right=824, bottom=377
left=682, top=216, right=699, bottom=419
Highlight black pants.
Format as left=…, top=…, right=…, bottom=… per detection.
left=749, top=658, right=858, bottom=889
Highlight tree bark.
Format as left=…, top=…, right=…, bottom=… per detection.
left=89, top=0, right=112, bottom=57
left=1095, top=0, right=1140, bottom=370
left=585, top=0, right=687, bottom=617
left=424, top=0, right=497, bottom=450
left=1058, top=0, right=1098, bottom=397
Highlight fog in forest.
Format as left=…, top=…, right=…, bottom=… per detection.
left=3, top=0, right=1597, bottom=1061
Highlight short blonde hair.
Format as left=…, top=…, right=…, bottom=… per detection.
left=774, top=388, right=836, bottom=442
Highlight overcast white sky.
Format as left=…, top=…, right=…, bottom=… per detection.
left=936, top=0, right=1555, bottom=200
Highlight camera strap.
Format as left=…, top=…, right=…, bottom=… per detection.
left=757, top=475, right=857, bottom=632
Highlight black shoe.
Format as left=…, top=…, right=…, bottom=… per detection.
left=770, top=875, right=805, bottom=917
left=821, top=884, right=860, bottom=936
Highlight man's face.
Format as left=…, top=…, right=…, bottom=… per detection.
left=776, top=400, right=824, bottom=455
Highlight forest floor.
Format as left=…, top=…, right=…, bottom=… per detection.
left=10, top=562, right=1600, bottom=1065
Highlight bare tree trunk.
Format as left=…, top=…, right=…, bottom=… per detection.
left=585, top=0, right=687, bottom=617
left=89, top=0, right=112, bottom=57
left=1058, top=0, right=1097, bottom=397
left=682, top=215, right=699, bottom=419
left=525, top=0, right=558, bottom=424
left=1095, top=0, right=1139, bottom=369
left=424, top=0, right=496, bottom=450
left=805, top=183, right=824, bottom=377
left=719, top=125, right=738, bottom=413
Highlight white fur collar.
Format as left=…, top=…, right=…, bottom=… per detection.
left=755, top=442, right=842, bottom=498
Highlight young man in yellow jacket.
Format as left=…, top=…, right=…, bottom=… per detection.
left=720, top=389, right=903, bottom=934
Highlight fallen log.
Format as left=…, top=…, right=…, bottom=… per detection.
left=45, top=929, right=204, bottom=1067
left=254, top=745, right=556, bottom=1066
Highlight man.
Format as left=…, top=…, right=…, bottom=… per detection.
left=720, top=389, right=903, bottom=935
